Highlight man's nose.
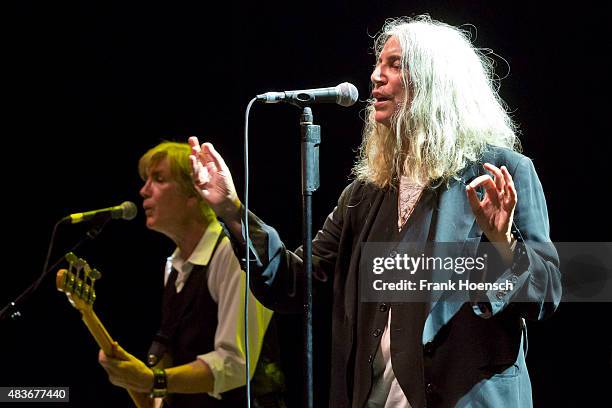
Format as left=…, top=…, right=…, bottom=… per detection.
left=140, top=179, right=151, bottom=198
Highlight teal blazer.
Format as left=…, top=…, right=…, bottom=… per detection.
left=237, top=146, right=561, bottom=407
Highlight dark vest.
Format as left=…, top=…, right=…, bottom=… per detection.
left=149, top=235, right=286, bottom=408
left=149, top=233, right=247, bottom=408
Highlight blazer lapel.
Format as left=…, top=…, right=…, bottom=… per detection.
left=423, top=164, right=482, bottom=344
left=345, top=184, right=386, bottom=323
left=434, top=163, right=483, bottom=242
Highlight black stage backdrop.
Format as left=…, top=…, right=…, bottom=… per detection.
left=3, top=1, right=610, bottom=407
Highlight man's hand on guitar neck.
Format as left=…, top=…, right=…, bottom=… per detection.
left=98, top=342, right=154, bottom=394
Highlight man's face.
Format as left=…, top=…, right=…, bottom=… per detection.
left=371, top=36, right=407, bottom=127
left=139, top=158, right=193, bottom=235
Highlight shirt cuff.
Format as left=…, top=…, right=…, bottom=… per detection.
left=197, top=351, right=246, bottom=399
left=471, top=236, right=530, bottom=318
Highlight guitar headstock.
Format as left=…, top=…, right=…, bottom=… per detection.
left=56, top=252, right=102, bottom=314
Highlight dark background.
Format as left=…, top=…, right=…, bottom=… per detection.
left=2, top=1, right=610, bottom=407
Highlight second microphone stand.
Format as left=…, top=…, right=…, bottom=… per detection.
left=299, top=106, right=320, bottom=408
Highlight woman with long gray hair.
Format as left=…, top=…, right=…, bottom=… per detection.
left=190, top=15, right=560, bottom=408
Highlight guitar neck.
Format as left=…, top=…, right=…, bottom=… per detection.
left=80, top=308, right=115, bottom=356
left=56, top=263, right=151, bottom=408
left=79, top=308, right=152, bottom=408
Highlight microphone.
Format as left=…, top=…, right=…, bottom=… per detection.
left=61, top=201, right=138, bottom=224
left=257, top=82, right=359, bottom=107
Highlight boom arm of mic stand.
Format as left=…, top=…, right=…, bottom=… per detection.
left=0, top=218, right=111, bottom=322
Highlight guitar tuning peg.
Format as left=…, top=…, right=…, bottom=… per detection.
left=80, top=259, right=91, bottom=271
left=89, top=268, right=102, bottom=280
left=65, top=252, right=77, bottom=265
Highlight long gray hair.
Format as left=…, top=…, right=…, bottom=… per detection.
left=353, top=15, right=520, bottom=187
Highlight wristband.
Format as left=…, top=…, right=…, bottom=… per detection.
left=149, top=368, right=167, bottom=399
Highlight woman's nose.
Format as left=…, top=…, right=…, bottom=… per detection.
left=371, top=65, right=384, bottom=85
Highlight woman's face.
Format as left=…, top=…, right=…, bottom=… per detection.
left=371, top=36, right=408, bottom=126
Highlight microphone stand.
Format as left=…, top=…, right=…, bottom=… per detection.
left=300, top=106, right=320, bottom=408
left=0, top=218, right=110, bottom=322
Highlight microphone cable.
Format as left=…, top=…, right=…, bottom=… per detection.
left=242, top=97, right=257, bottom=408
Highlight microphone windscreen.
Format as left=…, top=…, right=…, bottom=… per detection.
left=120, top=201, right=138, bottom=220
left=337, top=82, right=359, bottom=107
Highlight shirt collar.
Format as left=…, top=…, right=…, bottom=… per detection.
left=170, top=220, right=222, bottom=272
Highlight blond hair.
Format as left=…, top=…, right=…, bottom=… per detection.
left=353, top=15, right=520, bottom=187
left=139, top=141, right=215, bottom=222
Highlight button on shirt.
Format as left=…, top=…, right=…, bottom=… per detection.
left=164, top=221, right=273, bottom=398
